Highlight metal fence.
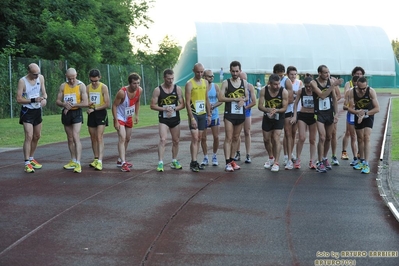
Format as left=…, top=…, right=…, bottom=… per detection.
left=0, top=56, right=162, bottom=119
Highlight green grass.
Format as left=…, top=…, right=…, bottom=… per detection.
left=0, top=105, right=188, bottom=148
left=391, top=97, right=399, bottom=160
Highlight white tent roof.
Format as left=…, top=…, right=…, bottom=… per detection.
left=195, top=22, right=396, bottom=76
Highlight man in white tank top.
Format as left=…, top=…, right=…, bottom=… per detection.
left=16, top=63, right=48, bottom=173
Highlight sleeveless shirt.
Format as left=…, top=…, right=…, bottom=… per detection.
left=22, top=77, right=41, bottom=109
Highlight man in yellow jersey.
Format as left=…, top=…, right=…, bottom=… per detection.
left=16, top=63, right=48, bottom=173
left=86, top=69, right=110, bottom=171
left=185, top=63, right=211, bottom=172
left=56, top=68, right=88, bottom=173
left=219, top=61, right=248, bottom=172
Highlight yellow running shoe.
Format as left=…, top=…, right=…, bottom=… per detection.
left=30, top=159, right=42, bottom=169
left=74, top=163, right=82, bottom=173
left=25, top=163, right=35, bottom=173
left=90, top=159, right=98, bottom=168
left=95, top=161, right=103, bottom=171
left=63, top=160, right=76, bottom=170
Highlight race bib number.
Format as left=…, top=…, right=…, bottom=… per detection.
left=318, top=98, right=330, bottom=111
left=89, top=92, right=101, bottom=105
left=231, top=101, right=243, bottom=115
left=302, top=96, right=314, bottom=108
left=362, top=109, right=369, bottom=118
left=64, top=93, right=77, bottom=105
left=195, top=100, right=205, bottom=114
left=162, top=104, right=176, bottom=118
left=31, top=92, right=41, bottom=108
left=125, top=105, right=135, bottom=117
left=267, top=112, right=279, bottom=120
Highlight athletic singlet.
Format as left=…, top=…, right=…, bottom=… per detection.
left=158, top=84, right=180, bottom=120
left=353, top=87, right=373, bottom=116
left=299, top=87, right=315, bottom=109
left=88, top=82, right=105, bottom=108
left=22, top=76, right=41, bottom=109
left=224, top=79, right=245, bottom=120
left=264, top=86, right=284, bottom=121
left=280, top=76, right=293, bottom=114
left=116, top=87, right=141, bottom=122
left=313, top=79, right=333, bottom=114
left=208, top=83, right=219, bottom=120
left=292, top=79, right=302, bottom=111
left=64, top=81, right=83, bottom=110
left=189, top=78, right=207, bottom=115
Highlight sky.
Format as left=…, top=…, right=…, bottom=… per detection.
left=137, top=0, right=399, bottom=51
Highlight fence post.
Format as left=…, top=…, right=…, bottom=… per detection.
left=107, top=64, right=112, bottom=108
left=9, top=55, right=13, bottom=118
left=140, top=64, right=146, bottom=105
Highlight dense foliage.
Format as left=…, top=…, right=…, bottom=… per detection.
left=392, top=39, right=399, bottom=62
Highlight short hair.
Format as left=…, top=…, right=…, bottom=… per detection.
left=351, top=66, right=365, bottom=76
left=89, top=69, right=101, bottom=77
left=357, top=77, right=367, bottom=83
left=273, top=63, right=285, bottom=74
left=304, top=77, right=313, bottom=84
left=163, top=69, right=174, bottom=77
left=269, top=74, right=281, bottom=83
left=230, top=61, right=241, bottom=70
left=317, top=65, right=327, bottom=73
left=286, top=66, right=297, bottom=74
left=128, top=72, right=141, bottom=84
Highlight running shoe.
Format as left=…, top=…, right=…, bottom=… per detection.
left=201, top=157, right=209, bottom=166
left=291, top=153, right=297, bottom=163
left=190, top=161, right=199, bottom=172
left=212, top=154, right=218, bottom=166
left=316, top=162, right=327, bottom=173
left=117, top=160, right=132, bottom=168
left=121, top=162, right=131, bottom=172
left=245, top=154, right=251, bottom=164
left=264, top=158, right=275, bottom=169
left=63, top=160, right=76, bottom=170
left=271, top=163, right=280, bottom=172
left=25, top=163, right=35, bottom=173
left=283, top=155, right=288, bottom=166
left=234, top=151, right=241, bottom=161
left=95, top=161, right=103, bottom=171
left=361, top=164, right=370, bottom=174
left=30, top=159, right=42, bottom=169
left=285, top=160, right=293, bottom=170
left=90, top=159, right=98, bottom=168
left=353, top=161, right=363, bottom=170
left=331, top=156, right=340, bottom=166
left=74, top=163, right=82, bottom=173
left=309, top=161, right=316, bottom=169
left=230, top=160, right=241, bottom=170
left=350, top=159, right=358, bottom=166
left=157, top=162, right=164, bottom=172
left=324, top=159, right=332, bottom=170
left=225, top=163, right=234, bottom=172
left=294, top=159, right=301, bottom=169
left=170, top=160, right=182, bottom=170
left=341, top=151, right=349, bottom=160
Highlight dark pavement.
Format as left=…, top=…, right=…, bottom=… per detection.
left=0, top=93, right=398, bottom=266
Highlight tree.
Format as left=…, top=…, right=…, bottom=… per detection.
left=392, top=39, right=399, bottom=62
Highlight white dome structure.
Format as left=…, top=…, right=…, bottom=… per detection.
left=174, top=22, right=399, bottom=87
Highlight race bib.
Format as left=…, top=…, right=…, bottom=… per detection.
left=302, top=96, right=314, bottom=108
left=89, top=92, right=101, bottom=105
left=162, top=104, right=176, bottom=118
left=231, top=101, right=243, bottom=115
left=195, top=100, right=205, bottom=114
left=125, top=105, right=135, bottom=117
left=349, top=113, right=355, bottom=123
left=318, top=98, right=330, bottom=111
left=64, top=93, right=77, bottom=105
left=31, top=92, right=41, bottom=108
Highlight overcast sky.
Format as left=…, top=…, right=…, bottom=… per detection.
left=136, top=0, right=399, bottom=50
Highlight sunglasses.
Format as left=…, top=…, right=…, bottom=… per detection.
left=90, top=79, right=100, bottom=83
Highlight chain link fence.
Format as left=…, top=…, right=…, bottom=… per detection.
left=0, top=56, right=162, bottom=119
